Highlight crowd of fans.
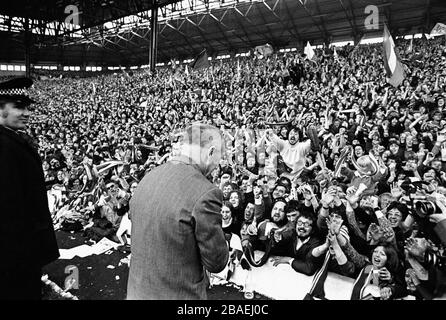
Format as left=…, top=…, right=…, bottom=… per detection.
left=26, top=34, right=446, bottom=300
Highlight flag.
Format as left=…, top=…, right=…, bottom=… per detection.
left=430, top=23, right=446, bottom=36
left=170, top=58, right=177, bottom=70
left=185, top=65, right=189, bottom=76
left=190, top=49, right=210, bottom=70
left=237, top=59, right=241, bottom=81
left=91, top=83, right=97, bottom=103
left=254, top=44, right=274, bottom=59
left=333, top=46, right=339, bottom=61
left=406, top=36, right=413, bottom=54
left=304, top=41, right=315, bottom=60
left=383, top=24, right=405, bottom=87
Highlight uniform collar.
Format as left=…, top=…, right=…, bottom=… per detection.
left=0, top=124, right=24, bottom=144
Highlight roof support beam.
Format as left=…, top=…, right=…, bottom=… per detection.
left=314, top=0, right=331, bottom=44
left=185, top=15, right=228, bottom=51
left=263, top=0, right=301, bottom=43
left=164, top=21, right=198, bottom=56
left=338, top=0, right=356, bottom=37
left=257, top=3, right=277, bottom=44
left=298, top=0, right=327, bottom=42
left=347, top=0, right=362, bottom=43
left=233, top=4, right=271, bottom=43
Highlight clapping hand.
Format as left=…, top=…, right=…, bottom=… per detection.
left=326, top=215, right=343, bottom=235
left=367, top=222, right=394, bottom=244
left=299, top=184, right=314, bottom=201
left=247, top=222, right=258, bottom=236
left=321, top=186, right=337, bottom=207
left=327, top=231, right=341, bottom=251
left=405, top=268, right=421, bottom=289
left=367, top=223, right=382, bottom=243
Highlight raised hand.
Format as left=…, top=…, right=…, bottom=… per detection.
left=436, top=132, right=446, bottom=144
left=367, top=223, right=383, bottom=244
left=390, top=182, right=403, bottom=199
left=425, top=152, right=435, bottom=163
left=326, top=215, right=343, bottom=235
left=346, top=186, right=359, bottom=205
left=301, top=184, right=314, bottom=201
left=404, top=237, right=428, bottom=259
left=388, top=162, right=396, bottom=172
left=321, top=186, right=337, bottom=207
left=405, top=268, right=421, bottom=287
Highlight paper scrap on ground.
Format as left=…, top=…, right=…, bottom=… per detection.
left=72, top=245, right=96, bottom=258
left=59, top=249, right=76, bottom=260
left=58, top=237, right=120, bottom=259
left=89, top=237, right=120, bottom=255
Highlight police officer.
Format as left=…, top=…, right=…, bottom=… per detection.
left=0, top=77, right=59, bottom=300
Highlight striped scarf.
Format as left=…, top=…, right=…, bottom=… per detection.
left=304, top=251, right=331, bottom=300
left=350, top=265, right=376, bottom=300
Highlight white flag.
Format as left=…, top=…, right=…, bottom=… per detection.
left=430, top=23, right=446, bottom=36
left=333, top=46, right=339, bottom=60
left=304, top=41, right=315, bottom=60
left=383, top=24, right=405, bottom=87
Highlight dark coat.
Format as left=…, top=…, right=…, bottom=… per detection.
left=127, top=156, right=229, bottom=300
left=0, top=125, right=59, bottom=272
left=288, top=236, right=324, bottom=276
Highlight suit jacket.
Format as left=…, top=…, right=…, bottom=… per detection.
left=0, top=125, right=59, bottom=272
left=127, top=156, right=229, bottom=300
left=288, top=236, right=324, bottom=276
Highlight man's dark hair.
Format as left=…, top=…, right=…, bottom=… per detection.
left=297, top=211, right=317, bottom=229
left=276, top=176, right=292, bottom=193
left=272, top=197, right=288, bottom=211
left=286, top=199, right=300, bottom=214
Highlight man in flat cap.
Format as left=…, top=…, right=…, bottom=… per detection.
left=0, top=77, right=59, bottom=300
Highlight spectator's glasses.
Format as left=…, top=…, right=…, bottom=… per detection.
left=296, top=220, right=311, bottom=228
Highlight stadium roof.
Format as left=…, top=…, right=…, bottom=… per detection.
left=1, top=0, right=445, bottom=66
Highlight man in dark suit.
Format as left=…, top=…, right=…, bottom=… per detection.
left=0, top=78, right=59, bottom=300
left=127, top=122, right=229, bottom=299
left=271, top=212, right=324, bottom=275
